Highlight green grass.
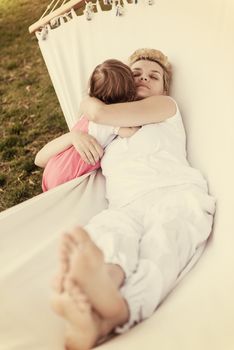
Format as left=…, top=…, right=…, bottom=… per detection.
left=0, top=0, right=68, bottom=211
left=0, top=0, right=118, bottom=211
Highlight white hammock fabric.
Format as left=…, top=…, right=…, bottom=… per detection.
left=36, top=1, right=178, bottom=129
left=1, top=0, right=234, bottom=349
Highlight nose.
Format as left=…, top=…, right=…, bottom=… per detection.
left=140, top=75, right=149, bottom=81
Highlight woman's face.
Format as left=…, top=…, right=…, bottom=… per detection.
left=131, top=60, right=165, bottom=99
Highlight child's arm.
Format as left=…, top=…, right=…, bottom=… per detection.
left=35, top=130, right=103, bottom=168
left=35, top=132, right=73, bottom=168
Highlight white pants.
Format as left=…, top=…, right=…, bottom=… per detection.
left=85, top=185, right=215, bottom=333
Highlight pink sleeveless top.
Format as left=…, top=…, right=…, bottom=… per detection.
left=42, top=116, right=100, bottom=191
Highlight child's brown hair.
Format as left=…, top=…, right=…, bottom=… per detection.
left=89, top=59, right=136, bottom=104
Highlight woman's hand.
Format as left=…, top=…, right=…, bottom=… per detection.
left=80, top=96, right=104, bottom=121
left=71, top=129, right=103, bottom=165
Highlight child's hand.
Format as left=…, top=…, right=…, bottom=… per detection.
left=71, top=130, right=103, bottom=165
left=118, top=126, right=141, bottom=138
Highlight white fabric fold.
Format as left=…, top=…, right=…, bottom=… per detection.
left=0, top=0, right=234, bottom=349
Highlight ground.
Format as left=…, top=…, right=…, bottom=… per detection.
left=0, top=0, right=116, bottom=212
left=0, top=0, right=69, bottom=211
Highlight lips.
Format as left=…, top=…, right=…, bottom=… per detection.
left=136, top=84, right=150, bottom=89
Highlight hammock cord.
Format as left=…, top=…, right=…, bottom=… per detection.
left=40, top=0, right=70, bottom=19
left=39, top=0, right=56, bottom=19
left=51, top=0, right=65, bottom=14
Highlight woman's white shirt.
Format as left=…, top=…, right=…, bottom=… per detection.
left=101, top=100, right=208, bottom=208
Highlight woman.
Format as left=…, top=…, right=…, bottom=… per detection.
left=51, top=48, right=215, bottom=350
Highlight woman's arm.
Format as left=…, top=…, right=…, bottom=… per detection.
left=35, top=130, right=103, bottom=168
left=80, top=95, right=176, bottom=127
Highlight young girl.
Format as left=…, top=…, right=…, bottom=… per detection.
left=51, top=48, right=215, bottom=350
left=35, top=59, right=137, bottom=191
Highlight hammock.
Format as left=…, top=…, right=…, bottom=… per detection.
left=0, top=0, right=234, bottom=349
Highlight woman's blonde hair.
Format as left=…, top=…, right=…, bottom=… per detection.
left=128, top=48, right=172, bottom=94
left=89, top=59, right=136, bottom=104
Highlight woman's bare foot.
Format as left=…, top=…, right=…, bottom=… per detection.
left=67, top=227, right=128, bottom=319
left=52, top=280, right=100, bottom=350
left=52, top=233, right=75, bottom=292
left=52, top=279, right=128, bottom=350
left=52, top=227, right=88, bottom=292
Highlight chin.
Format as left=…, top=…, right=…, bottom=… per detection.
left=136, top=93, right=149, bottom=100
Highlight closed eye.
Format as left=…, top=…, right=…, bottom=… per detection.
left=150, top=75, right=159, bottom=80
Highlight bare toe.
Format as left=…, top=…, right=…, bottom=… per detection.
left=69, top=227, right=90, bottom=246
left=60, top=233, right=77, bottom=263
left=52, top=274, right=65, bottom=293
left=50, top=292, right=66, bottom=317
left=54, top=233, right=78, bottom=293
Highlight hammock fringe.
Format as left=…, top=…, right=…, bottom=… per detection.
left=29, top=0, right=147, bottom=34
